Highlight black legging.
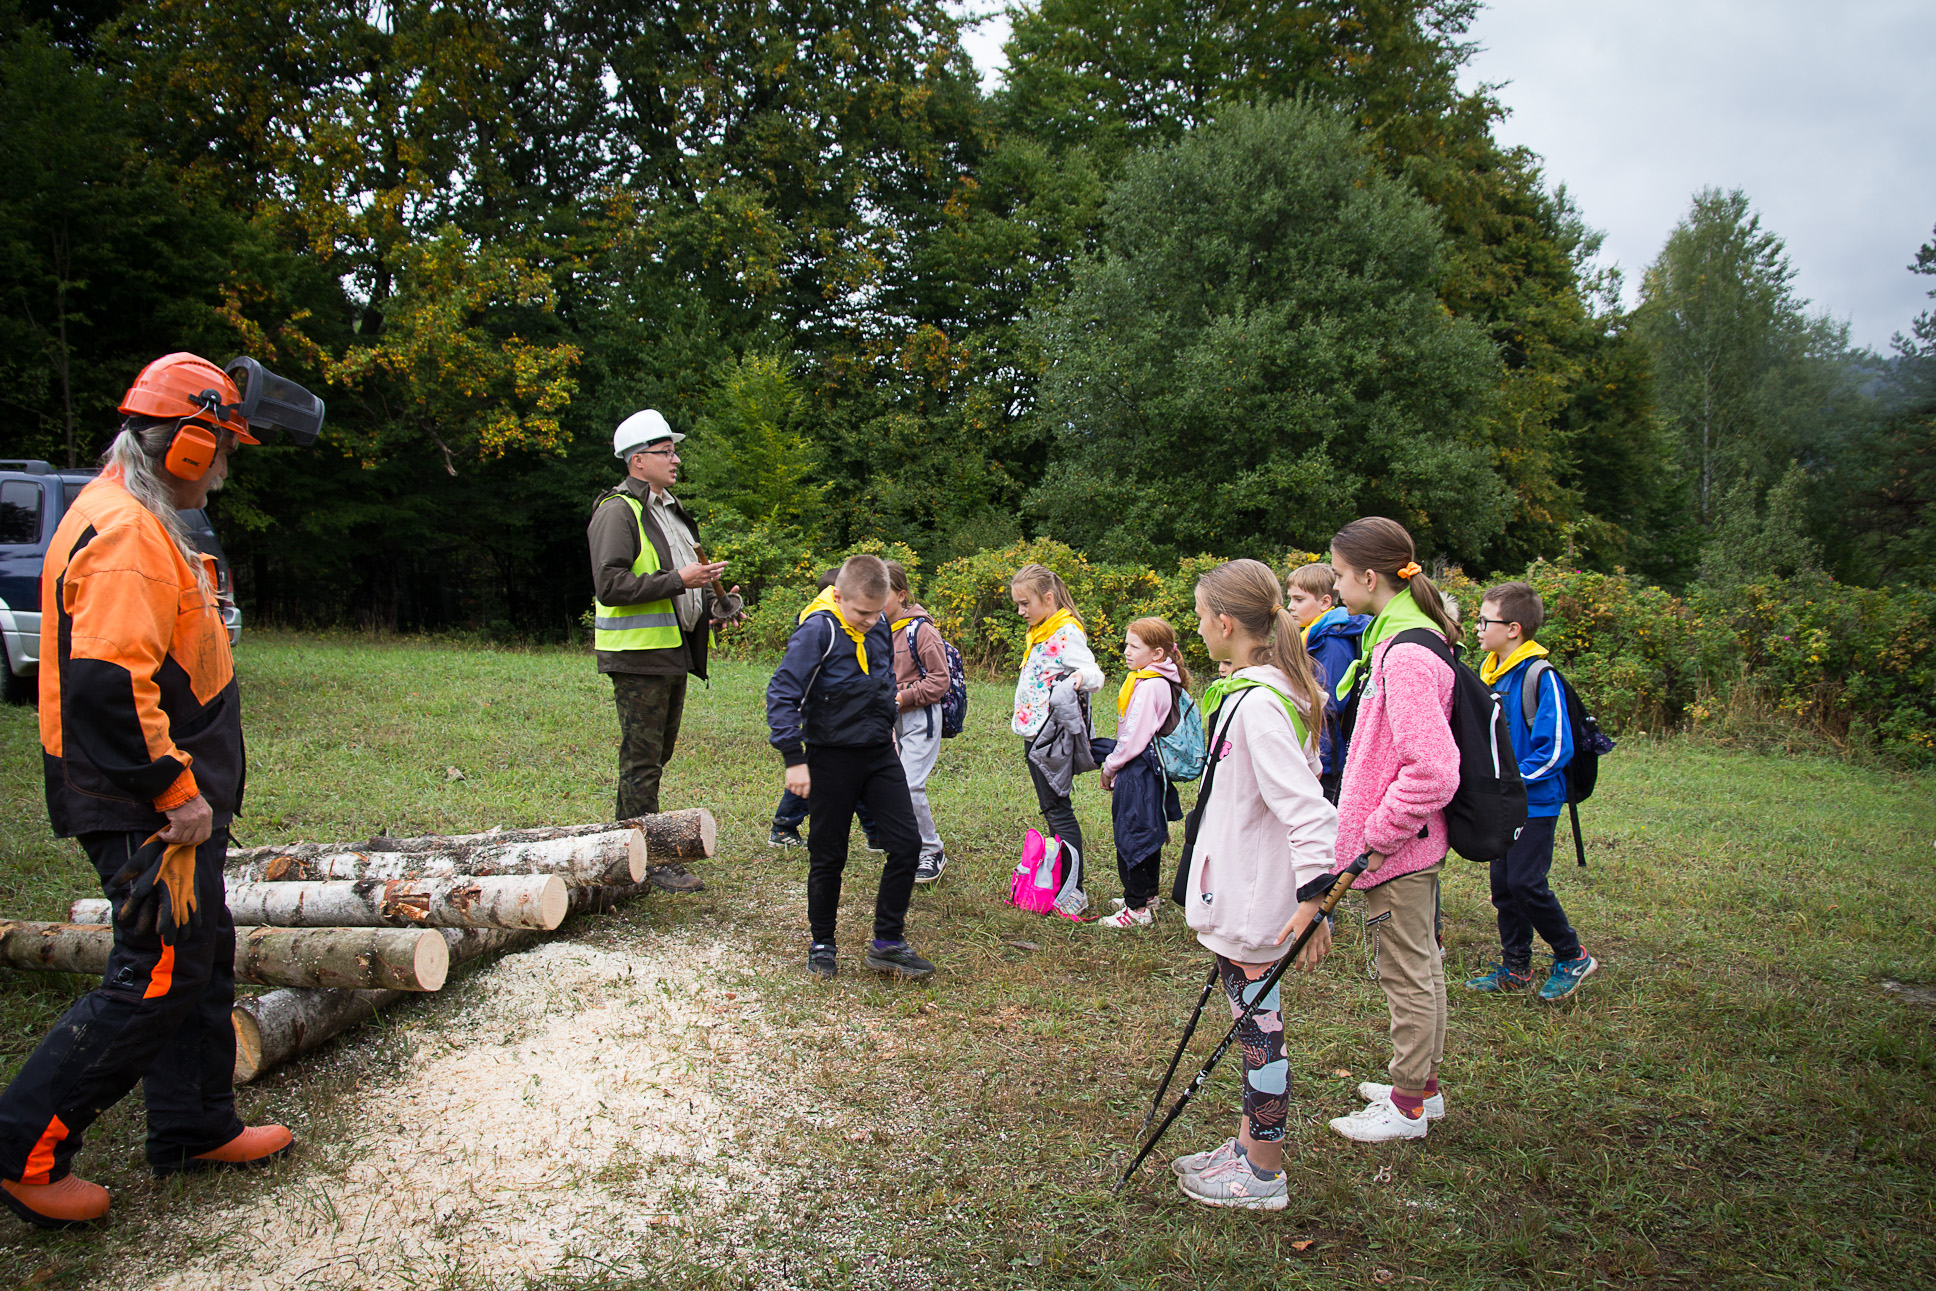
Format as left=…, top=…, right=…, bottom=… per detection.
left=1024, top=739, right=1085, bottom=895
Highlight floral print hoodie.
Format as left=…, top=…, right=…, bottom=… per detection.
left=1011, top=621, right=1104, bottom=738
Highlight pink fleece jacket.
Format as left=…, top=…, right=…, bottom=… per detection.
left=1332, top=635, right=1459, bottom=888
left=1184, top=665, right=1338, bottom=963
left=1102, top=659, right=1179, bottom=774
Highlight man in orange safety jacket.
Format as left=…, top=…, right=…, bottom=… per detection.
left=0, top=352, right=323, bottom=1229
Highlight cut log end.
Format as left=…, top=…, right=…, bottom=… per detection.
left=414, top=931, right=450, bottom=992
left=625, top=830, right=647, bottom=883
left=537, top=874, right=569, bottom=930
left=233, top=1009, right=265, bottom=1084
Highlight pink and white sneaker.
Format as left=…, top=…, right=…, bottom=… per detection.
left=1098, top=903, right=1154, bottom=929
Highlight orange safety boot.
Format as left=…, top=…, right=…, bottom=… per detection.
left=1, top=1174, right=111, bottom=1229
left=154, top=1124, right=294, bottom=1177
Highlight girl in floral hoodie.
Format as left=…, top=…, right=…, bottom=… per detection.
left=1010, top=564, right=1104, bottom=903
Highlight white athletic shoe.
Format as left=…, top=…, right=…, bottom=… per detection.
left=1098, top=904, right=1154, bottom=929
left=1329, top=1098, right=1429, bottom=1143
left=1356, top=1081, right=1446, bottom=1120
left=1170, top=1137, right=1241, bottom=1177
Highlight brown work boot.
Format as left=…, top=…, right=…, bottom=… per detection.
left=648, top=864, right=705, bottom=894
left=155, top=1124, right=294, bottom=1176
left=1, top=1174, right=111, bottom=1229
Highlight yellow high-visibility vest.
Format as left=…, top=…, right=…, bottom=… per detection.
left=592, top=493, right=682, bottom=651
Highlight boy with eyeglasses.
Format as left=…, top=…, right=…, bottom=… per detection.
left=1466, top=581, right=1597, bottom=1001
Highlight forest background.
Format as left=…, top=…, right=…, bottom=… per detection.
left=3, top=0, right=1935, bottom=759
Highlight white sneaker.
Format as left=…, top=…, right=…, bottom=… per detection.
left=1170, top=1137, right=1241, bottom=1177
left=1329, top=1099, right=1429, bottom=1143
left=1356, top=1081, right=1446, bottom=1120
left=1098, top=904, right=1153, bottom=929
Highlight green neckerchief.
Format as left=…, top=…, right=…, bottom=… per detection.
left=1202, top=676, right=1309, bottom=748
left=1333, top=590, right=1444, bottom=700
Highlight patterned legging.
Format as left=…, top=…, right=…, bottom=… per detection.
left=1217, top=955, right=1290, bottom=1142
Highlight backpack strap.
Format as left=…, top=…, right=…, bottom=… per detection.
left=1518, top=658, right=1553, bottom=739
left=1156, top=678, right=1183, bottom=739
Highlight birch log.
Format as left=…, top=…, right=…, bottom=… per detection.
left=229, top=829, right=645, bottom=887
left=0, top=922, right=447, bottom=991
left=77, top=881, right=564, bottom=932
left=230, top=810, right=715, bottom=866
left=233, top=926, right=542, bottom=1082
left=225, top=874, right=567, bottom=931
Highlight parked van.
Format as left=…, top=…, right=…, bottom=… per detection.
left=0, top=460, right=239, bottom=703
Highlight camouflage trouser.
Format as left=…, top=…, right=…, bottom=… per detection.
left=610, top=672, right=687, bottom=819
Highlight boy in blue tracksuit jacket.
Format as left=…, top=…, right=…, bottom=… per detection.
left=765, top=554, right=935, bottom=982
left=1285, top=562, right=1369, bottom=804
left=1467, top=581, right=1598, bottom=1001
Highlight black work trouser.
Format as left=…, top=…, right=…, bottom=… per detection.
left=0, top=830, right=243, bottom=1182
left=1024, top=741, right=1085, bottom=895
left=1489, top=814, right=1582, bottom=970
left=805, top=744, right=921, bottom=946
left=611, top=671, right=687, bottom=819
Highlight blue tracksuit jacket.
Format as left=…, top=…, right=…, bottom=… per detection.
left=1491, top=655, right=1574, bottom=819
left=1304, top=609, right=1370, bottom=778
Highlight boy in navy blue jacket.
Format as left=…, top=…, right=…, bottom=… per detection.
left=765, top=554, right=935, bottom=981
left=1467, top=581, right=1597, bottom=1001
left=1285, top=562, right=1369, bottom=804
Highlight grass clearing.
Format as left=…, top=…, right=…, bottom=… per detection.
left=2, top=631, right=1933, bottom=1289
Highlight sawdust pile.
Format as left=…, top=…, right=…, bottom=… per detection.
left=118, top=936, right=784, bottom=1290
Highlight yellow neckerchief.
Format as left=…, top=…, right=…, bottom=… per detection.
left=1300, top=605, right=1346, bottom=645
left=891, top=616, right=915, bottom=632
left=1026, top=607, right=1077, bottom=652
left=1117, top=667, right=1166, bottom=715
left=1479, top=639, right=1549, bottom=686
left=802, top=587, right=871, bottom=673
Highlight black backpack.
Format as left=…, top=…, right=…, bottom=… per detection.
left=1363, top=629, right=1528, bottom=864
left=1516, top=658, right=1617, bottom=866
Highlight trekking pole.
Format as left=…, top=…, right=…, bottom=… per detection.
left=1139, top=963, right=1221, bottom=1135
left=1111, top=853, right=1372, bottom=1194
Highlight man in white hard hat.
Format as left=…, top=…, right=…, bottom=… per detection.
left=588, top=410, right=743, bottom=888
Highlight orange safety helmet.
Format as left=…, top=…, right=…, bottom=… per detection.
left=118, top=352, right=261, bottom=445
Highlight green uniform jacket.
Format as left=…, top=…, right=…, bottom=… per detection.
left=586, top=476, right=723, bottom=679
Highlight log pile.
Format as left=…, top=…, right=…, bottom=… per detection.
left=5, top=809, right=716, bottom=1084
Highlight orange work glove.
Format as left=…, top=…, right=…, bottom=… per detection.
left=111, top=832, right=203, bottom=945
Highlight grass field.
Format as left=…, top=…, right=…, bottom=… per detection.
left=2, top=632, right=1934, bottom=1289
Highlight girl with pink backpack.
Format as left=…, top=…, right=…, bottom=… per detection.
left=1007, top=564, right=1104, bottom=917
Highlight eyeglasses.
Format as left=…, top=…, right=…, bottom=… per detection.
left=1472, top=616, right=1511, bottom=630
left=636, top=446, right=679, bottom=458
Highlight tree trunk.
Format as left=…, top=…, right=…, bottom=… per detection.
left=1, top=921, right=448, bottom=991
left=224, top=874, right=567, bottom=931
left=623, top=809, right=716, bottom=861
left=235, top=809, right=717, bottom=863
left=229, top=828, right=645, bottom=887
left=232, top=987, right=402, bottom=1085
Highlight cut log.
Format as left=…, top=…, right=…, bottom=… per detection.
left=229, top=829, right=645, bottom=888
left=234, top=925, right=543, bottom=1083
left=224, top=874, right=566, bottom=931
left=69, top=898, right=110, bottom=924
left=0, top=921, right=447, bottom=991
left=622, top=809, right=716, bottom=862
left=231, top=810, right=715, bottom=865
left=232, top=987, right=402, bottom=1084
left=81, top=879, right=619, bottom=936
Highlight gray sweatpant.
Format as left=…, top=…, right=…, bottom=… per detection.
left=896, top=705, right=944, bottom=862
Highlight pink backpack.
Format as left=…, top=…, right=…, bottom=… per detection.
left=1008, top=829, right=1063, bottom=914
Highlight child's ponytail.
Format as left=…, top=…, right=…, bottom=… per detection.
left=1011, top=563, right=1085, bottom=629
left=1330, top=517, right=1464, bottom=646
left=1195, top=559, right=1327, bottom=730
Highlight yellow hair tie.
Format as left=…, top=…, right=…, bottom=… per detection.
left=1396, top=561, right=1422, bottom=580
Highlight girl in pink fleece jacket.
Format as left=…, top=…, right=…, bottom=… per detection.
left=1097, top=617, right=1192, bottom=929
left=1323, top=517, right=1463, bottom=1144
left=1169, top=560, right=1338, bottom=1211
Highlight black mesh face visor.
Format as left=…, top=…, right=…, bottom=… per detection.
left=222, top=356, right=326, bottom=445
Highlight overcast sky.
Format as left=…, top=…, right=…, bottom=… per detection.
left=954, top=1, right=1936, bottom=351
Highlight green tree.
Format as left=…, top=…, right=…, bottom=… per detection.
left=684, top=352, right=822, bottom=530
left=1025, top=100, right=1510, bottom=564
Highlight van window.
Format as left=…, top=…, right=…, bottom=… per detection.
left=0, top=481, right=42, bottom=544
left=63, top=481, right=87, bottom=509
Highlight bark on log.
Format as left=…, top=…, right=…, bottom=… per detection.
left=224, top=874, right=567, bottom=931
left=81, top=881, right=629, bottom=936
left=229, top=829, right=645, bottom=888
left=623, top=810, right=716, bottom=862
left=0, top=922, right=448, bottom=991
left=229, top=810, right=714, bottom=865
left=68, top=898, right=110, bottom=924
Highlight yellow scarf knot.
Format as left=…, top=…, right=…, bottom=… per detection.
left=1026, top=607, right=1078, bottom=652
left=803, top=587, right=873, bottom=673
left=1479, top=639, right=1549, bottom=686
left=1117, top=667, right=1165, bottom=715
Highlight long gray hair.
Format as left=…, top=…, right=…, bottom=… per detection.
left=103, top=418, right=216, bottom=594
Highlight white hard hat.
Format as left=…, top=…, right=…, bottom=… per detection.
left=612, top=409, right=684, bottom=459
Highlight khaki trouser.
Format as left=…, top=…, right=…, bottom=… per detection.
left=1363, top=862, right=1446, bottom=1090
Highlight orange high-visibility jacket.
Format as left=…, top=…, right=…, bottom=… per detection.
left=38, top=473, right=245, bottom=836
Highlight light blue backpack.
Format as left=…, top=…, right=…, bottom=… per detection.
left=1153, top=681, right=1208, bottom=782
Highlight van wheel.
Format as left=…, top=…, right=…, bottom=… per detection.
left=0, top=638, right=31, bottom=705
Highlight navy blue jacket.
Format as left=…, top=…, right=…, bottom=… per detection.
left=1490, top=654, right=1574, bottom=819
left=1305, top=609, right=1370, bottom=778
left=766, top=609, right=898, bottom=766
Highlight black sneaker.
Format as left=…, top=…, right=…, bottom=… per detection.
left=865, top=941, right=935, bottom=980
left=863, top=834, right=886, bottom=854
left=769, top=823, right=805, bottom=848
left=914, top=852, right=946, bottom=884
left=808, top=943, right=838, bottom=979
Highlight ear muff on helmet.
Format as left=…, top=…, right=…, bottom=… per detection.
left=161, top=422, right=223, bottom=480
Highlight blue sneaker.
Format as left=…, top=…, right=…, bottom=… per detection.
left=1540, top=953, right=1599, bottom=1001
left=1463, top=963, right=1533, bottom=993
